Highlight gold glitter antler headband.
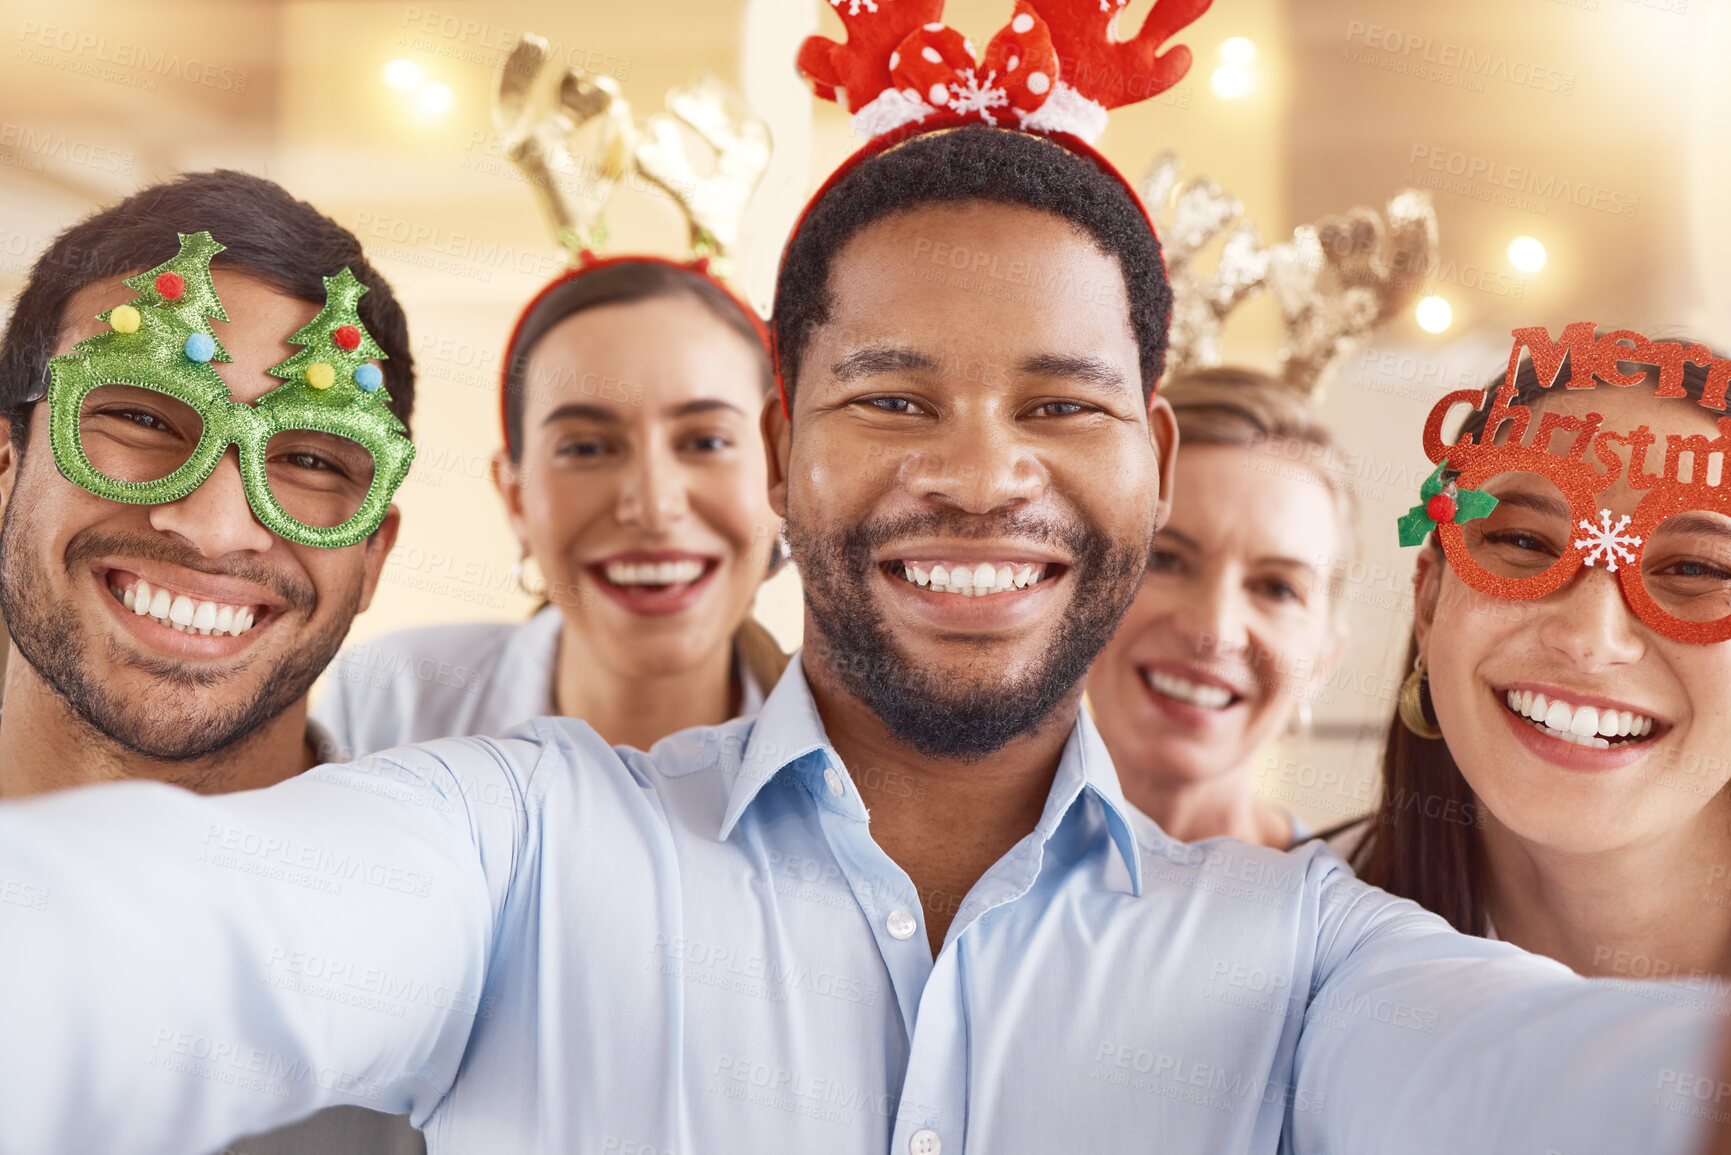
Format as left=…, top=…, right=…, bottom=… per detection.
left=1145, top=153, right=1438, bottom=397
left=494, top=33, right=771, bottom=271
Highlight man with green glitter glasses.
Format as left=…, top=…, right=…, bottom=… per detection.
left=0, top=171, right=424, bottom=1154
left=47, top=231, right=413, bottom=551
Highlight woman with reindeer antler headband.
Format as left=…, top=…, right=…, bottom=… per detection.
left=316, top=42, right=789, bottom=757
left=1333, top=327, right=1731, bottom=987
left=1088, top=164, right=1437, bottom=848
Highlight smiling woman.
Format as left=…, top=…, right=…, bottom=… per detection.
left=1087, top=367, right=1356, bottom=849
left=315, top=259, right=787, bottom=756
left=1344, top=335, right=1731, bottom=982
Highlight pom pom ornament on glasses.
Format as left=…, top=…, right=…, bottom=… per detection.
left=1400, top=321, right=1731, bottom=645
left=799, top=0, right=1214, bottom=143
left=44, top=231, right=413, bottom=550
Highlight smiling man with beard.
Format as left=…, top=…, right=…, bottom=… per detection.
left=0, top=171, right=425, bottom=1154
left=0, top=129, right=1728, bottom=1155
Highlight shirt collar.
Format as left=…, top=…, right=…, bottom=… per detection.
left=722, top=654, right=1144, bottom=895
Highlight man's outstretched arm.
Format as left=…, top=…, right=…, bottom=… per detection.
left=0, top=740, right=518, bottom=1155
left=1289, top=857, right=1730, bottom=1154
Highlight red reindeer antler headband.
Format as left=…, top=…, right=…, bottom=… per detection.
left=798, top=0, right=1210, bottom=142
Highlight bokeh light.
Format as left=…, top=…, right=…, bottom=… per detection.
left=1507, top=235, right=1548, bottom=273
left=1416, top=295, right=1454, bottom=334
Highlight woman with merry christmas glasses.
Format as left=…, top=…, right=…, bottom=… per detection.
left=1336, top=326, right=1731, bottom=983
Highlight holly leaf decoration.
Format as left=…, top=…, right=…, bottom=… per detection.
left=1453, top=487, right=1498, bottom=524
left=1396, top=506, right=1436, bottom=548
left=1416, top=459, right=1447, bottom=501
left=1396, top=458, right=1498, bottom=547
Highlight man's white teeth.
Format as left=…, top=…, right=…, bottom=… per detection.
left=112, top=577, right=256, bottom=637
left=1504, top=689, right=1654, bottom=748
left=605, top=559, right=706, bottom=587
left=900, top=561, right=1045, bottom=596
left=1144, top=669, right=1234, bottom=710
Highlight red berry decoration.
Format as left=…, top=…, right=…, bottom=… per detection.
left=154, top=273, right=185, bottom=300
left=332, top=324, right=361, bottom=352
left=1427, top=493, right=1457, bottom=524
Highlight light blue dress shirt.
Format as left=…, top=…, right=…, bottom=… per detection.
left=0, top=659, right=1721, bottom=1154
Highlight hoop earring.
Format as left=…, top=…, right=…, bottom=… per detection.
left=512, top=552, right=548, bottom=600
left=1398, top=657, right=1443, bottom=740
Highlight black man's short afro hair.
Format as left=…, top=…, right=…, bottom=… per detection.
left=772, top=125, right=1171, bottom=405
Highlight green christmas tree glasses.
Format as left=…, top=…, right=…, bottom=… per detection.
left=44, top=232, right=415, bottom=549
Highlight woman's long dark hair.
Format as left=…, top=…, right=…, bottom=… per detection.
left=1348, top=337, right=1726, bottom=935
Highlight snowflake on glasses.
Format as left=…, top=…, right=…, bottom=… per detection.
left=1574, top=509, right=1642, bottom=571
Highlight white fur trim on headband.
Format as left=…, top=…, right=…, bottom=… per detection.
left=850, top=87, right=935, bottom=139
left=1017, top=81, right=1109, bottom=143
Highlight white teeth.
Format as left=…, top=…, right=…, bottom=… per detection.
left=898, top=561, right=1048, bottom=596
left=118, top=576, right=255, bottom=637
left=604, top=559, right=706, bottom=587
left=1145, top=669, right=1234, bottom=710
left=1504, top=689, right=1655, bottom=747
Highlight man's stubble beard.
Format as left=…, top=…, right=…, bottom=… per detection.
left=0, top=479, right=359, bottom=767
left=788, top=505, right=1148, bottom=761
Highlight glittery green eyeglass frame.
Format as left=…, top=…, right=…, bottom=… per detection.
left=42, top=232, right=415, bottom=549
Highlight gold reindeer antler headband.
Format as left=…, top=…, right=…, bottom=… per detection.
left=1145, top=153, right=1439, bottom=397
left=493, top=33, right=772, bottom=272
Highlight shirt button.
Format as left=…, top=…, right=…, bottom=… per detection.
left=909, top=1129, right=941, bottom=1155
left=886, top=909, right=918, bottom=940
left=823, top=766, right=844, bottom=797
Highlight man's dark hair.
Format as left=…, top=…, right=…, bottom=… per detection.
left=0, top=169, right=415, bottom=455
left=773, top=125, right=1172, bottom=402
left=502, top=260, right=771, bottom=462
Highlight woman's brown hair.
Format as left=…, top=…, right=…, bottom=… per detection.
left=1348, top=340, right=1726, bottom=934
